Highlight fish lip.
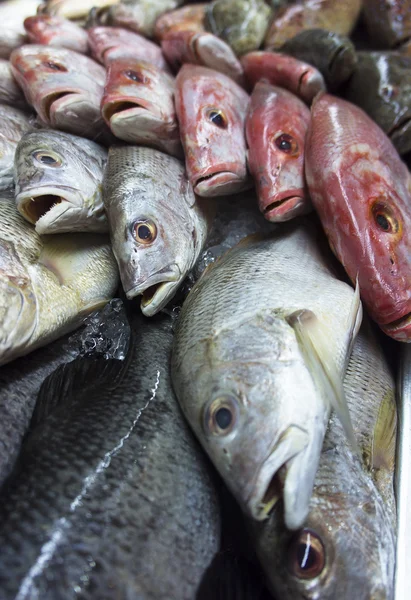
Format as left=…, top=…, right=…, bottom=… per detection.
left=125, top=264, right=182, bottom=316
left=380, top=310, right=411, bottom=340
left=41, top=91, right=79, bottom=122
left=16, top=187, right=81, bottom=227
left=262, top=192, right=305, bottom=222
left=102, top=97, right=163, bottom=125
left=194, top=171, right=248, bottom=197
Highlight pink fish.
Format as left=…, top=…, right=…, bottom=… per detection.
left=246, top=81, right=311, bottom=221
left=162, top=30, right=244, bottom=84
left=24, top=15, right=89, bottom=54
left=241, top=51, right=325, bottom=104
left=175, top=64, right=251, bottom=196
left=88, top=26, right=171, bottom=72
left=101, top=58, right=181, bottom=156
left=10, top=45, right=108, bottom=142
left=305, top=93, right=411, bottom=341
left=154, top=4, right=206, bottom=41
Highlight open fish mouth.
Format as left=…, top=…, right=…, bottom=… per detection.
left=16, top=187, right=81, bottom=233
left=262, top=194, right=305, bottom=222
left=41, top=91, right=80, bottom=122
left=381, top=310, right=411, bottom=341
left=102, top=98, right=163, bottom=125
left=125, top=265, right=181, bottom=316
left=194, top=171, right=249, bottom=197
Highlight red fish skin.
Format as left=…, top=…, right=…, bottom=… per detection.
left=24, top=16, right=89, bottom=54
left=241, top=51, right=325, bottom=105
left=88, top=26, right=171, bottom=73
left=305, top=93, right=411, bottom=340
left=175, top=64, right=251, bottom=197
left=154, top=4, right=206, bottom=42
left=246, top=81, right=311, bottom=222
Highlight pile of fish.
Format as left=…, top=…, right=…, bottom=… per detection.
left=0, top=0, right=410, bottom=598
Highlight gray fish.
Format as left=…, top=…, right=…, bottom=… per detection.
left=103, top=146, right=212, bottom=316
left=0, top=298, right=130, bottom=490
left=102, top=0, right=184, bottom=38
left=0, top=0, right=38, bottom=59
left=0, top=105, right=33, bottom=192
left=14, top=130, right=108, bottom=234
left=0, top=59, right=29, bottom=109
left=0, top=310, right=221, bottom=600
left=249, top=319, right=397, bottom=599
left=172, top=221, right=362, bottom=531
left=363, top=0, right=411, bottom=48
left=0, top=193, right=119, bottom=366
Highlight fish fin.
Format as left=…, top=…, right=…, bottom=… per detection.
left=235, top=233, right=266, bottom=248
left=344, top=276, right=363, bottom=364
left=287, top=309, right=358, bottom=453
left=31, top=356, right=128, bottom=427
left=371, top=388, right=397, bottom=474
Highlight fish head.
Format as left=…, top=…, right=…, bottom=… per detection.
left=101, top=59, right=179, bottom=150
left=24, top=15, right=89, bottom=54
left=176, top=312, right=329, bottom=531
left=88, top=26, right=126, bottom=64
left=246, top=82, right=311, bottom=222
left=10, top=45, right=105, bottom=136
left=154, top=4, right=206, bottom=41
left=175, top=64, right=250, bottom=196
left=14, top=130, right=107, bottom=234
left=107, top=174, right=201, bottom=315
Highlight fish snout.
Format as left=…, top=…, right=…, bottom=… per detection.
left=194, top=169, right=252, bottom=197
left=260, top=190, right=311, bottom=222
left=124, top=264, right=182, bottom=317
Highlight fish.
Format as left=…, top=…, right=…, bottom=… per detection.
left=103, top=145, right=211, bottom=316
left=0, top=309, right=221, bottom=600
left=363, top=0, right=411, bottom=48
left=88, top=26, right=171, bottom=71
left=39, top=0, right=120, bottom=21
left=154, top=3, right=207, bottom=41
left=344, top=52, right=411, bottom=156
left=14, top=129, right=108, bottom=234
left=0, top=192, right=119, bottom=366
left=0, top=297, right=130, bottom=490
left=175, top=64, right=251, bottom=197
left=204, top=0, right=273, bottom=56
left=245, top=81, right=312, bottom=222
left=161, top=30, right=245, bottom=85
left=171, top=221, right=362, bottom=531
left=264, top=0, right=362, bottom=49
left=101, top=58, right=182, bottom=156
left=23, top=15, right=90, bottom=54
left=10, top=45, right=108, bottom=142
left=0, top=0, right=38, bottom=59
left=0, top=59, right=30, bottom=109
left=102, top=0, right=184, bottom=39
left=305, top=93, right=411, bottom=341
left=280, top=29, right=358, bottom=91
left=241, top=51, right=326, bottom=104
left=249, top=318, right=397, bottom=599
left=0, top=105, right=33, bottom=192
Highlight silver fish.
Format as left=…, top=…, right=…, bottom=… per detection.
left=14, top=130, right=108, bottom=234
left=250, top=319, right=397, bottom=599
left=0, top=0, right=38, bottom=59
left=103, top=145, right=212, bottom=316
left=0, top=59, right=29, bottom=109
left=0, top=104, right=33, bottom=191
left=0, top=192, right=119, bottom=366
left=172, top=221, right=362, bottom=530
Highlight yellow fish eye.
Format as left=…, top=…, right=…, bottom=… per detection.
left=32, top=150, right=62, bottom=167
left=133, top=219, right=157, bottom=244
left=371, top=201, right=400, bottom=234
left=274, top=133, right=299, bottom=156
left=206, top=108, right=228, bottom=129
left=204, top=395, right=239, bottom=436
left=287, top=529, right=326, bottom=580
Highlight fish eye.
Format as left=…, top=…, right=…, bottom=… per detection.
left=44, top=61, right=68, bottom=72
left=203, top=395, right=239, bottom=436
left=371, top=201, right=399, bottom=234
left=32, top=150, right=62, bottom=167
left=124, top=69, right=147, bottom=84
left=133, top=219, right=157, bottom=244
left=287, top=529, right=325, bottom=580
left=274, top=133, right=299, bottom=156
left=206, top=108, right=228, bottom=129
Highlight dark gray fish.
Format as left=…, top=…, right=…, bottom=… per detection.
left=0, top=310, right=220, bottom=600
left=344, top=51, right=411, bottom=156
left=280, top=29, right=358, bottom=91
left=0, top=298, right=130, bottom=490
left=363, top=0, right=411, bottom=48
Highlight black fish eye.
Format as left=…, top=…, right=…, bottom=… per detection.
left=371, top=200, right=400, bottom=234
left=124, top=69, right=146, bottom=83
left=133, top=219, right=157, bottom=244
left=376, top=214, right=390, bottom=230
left=287, top=529, right=325, bottom=580
left=44, top=61, right=67, bottom=72
left=204, top=395, right=239, bottom=436
left=32, top=150, right=62, bottom=167
left=206, top=108, right=228, bottom=129
left=215, top=407, right=232, bottom=430
left=274, top=133, right=299, bottom=155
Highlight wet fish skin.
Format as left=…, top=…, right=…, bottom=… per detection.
left=103, top=0, right=184, bottom=39
left=0, top=310, right=220, bottom=600
left=14, top=129, right=108, bottom=234
left=204, top=0, right=272, bottom=56
left=363, top=0, right=411, bottom=48
left=0, top=298, right=130, bottom=490
left=280, top=29, right=358, bottom=91
left=161, top=30, right=245, bottom=85
left=249, top=319, right=397, bottom=599
left=175, top=64, right=251, bottom=197
left=306, top=93, right=411, bottom=341
left=0, top=192, right=119, bottom=366
left=0, top=0, right=38, bottom=59
left=40, top=0, right=120, bottom=21
left=10, top=45, right=108, bottom=143
left=23, top=15, right=89, bottom=54
left=264, top=0, right=362, bottom=49
left=0, top=59, right=30, bottom=109
left=154, top=3, right=206, bottom=41
left=101, top=58, right=182, bottom=157
left=344, top=52, right=411, bottom=156
left=246, top=81, right=311, bottom=222
left=241, top=51, right=325, bottom=104
left=88, top=26, right=171, bottom=71
left=172, top=221, right=362, bottom=531
left=103, top=145, right=211, bottom=316
left=0, top=105, right=33, bottom=192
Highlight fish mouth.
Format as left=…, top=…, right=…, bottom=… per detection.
left=262, top=193, right=306, bottom=222
left=16, top=187, right=81, bottom=234
left=194, top=171, right=249, bottom=197
left=380, top=310, right=411, bottom=341
left=42, top=91, right=76, bottom=122
left=125, top=264, right=181, bottom=316
left=102, top=98, right=163, bottom=126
